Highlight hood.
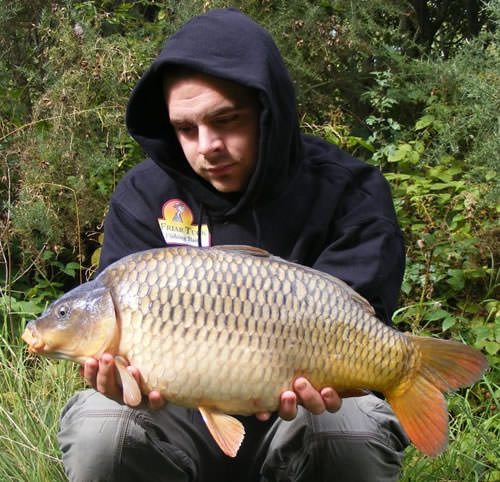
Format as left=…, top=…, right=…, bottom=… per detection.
left=126, top=8, right=301, bottom=217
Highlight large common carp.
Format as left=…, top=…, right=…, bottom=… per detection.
left=23, top=245, right=488, bottom=457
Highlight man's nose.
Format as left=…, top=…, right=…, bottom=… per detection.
left=198, top=126, right=223, bottom=156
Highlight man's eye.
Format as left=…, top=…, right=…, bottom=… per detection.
left=175, top=125, right=194, bottom=133
left=217, top=115, right=238, bottom=125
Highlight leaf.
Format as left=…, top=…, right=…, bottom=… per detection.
left=42, top=251, right=55, bottom=261
left=91, top=247, right=101, bottom=267
left=442, top=317, right=457, bottom=331
left=401, top=279, right=412, bottom=295
left=424, top=308, right=450, bottom=321
left=415, top=115, right=435, bottom=130
left=447, top=277, right=465, bottom=291
left=473, top=325, right=491, bottom=343
left=385, top=173, right=411, bottom=181
left=62, top=262, right=80, bottom=277
left=0, top=296, right=45, bottom=316
left=437, top=193, right=451, bottom=203
left=347, top=136, right=375, bottom=152
left=485, top=170, right=496, bottom=181
left=387, top=143, right=413, bottom=163
left=429, top=182, right=460, bottom=191
left=484, top=342, right=500, bottom=355
left=387, top=150, right=405, bottom=163
left=447, top=269, right=465, bottom=291
left=412, top=140, right=425, bottom=154
left=428, top=166, right=462, bottom=182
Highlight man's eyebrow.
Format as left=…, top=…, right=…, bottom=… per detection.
left=205, top=105, right=240, bottom=118
left=169, top=117, right=191, bottom=126
left=170, top=104, right=246, bottom=126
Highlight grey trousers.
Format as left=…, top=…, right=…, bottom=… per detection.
left=58, top=390, right=409, bottom=482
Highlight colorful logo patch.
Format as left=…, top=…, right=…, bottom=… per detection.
left=158, top=199, right=210, bottom=247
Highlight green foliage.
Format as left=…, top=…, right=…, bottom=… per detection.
left=0, top=247, right=81, bottom=341
left=0, top=337, right=82, bottom=481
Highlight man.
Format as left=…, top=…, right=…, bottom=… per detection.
left=58, top=8, right=409, bottom=481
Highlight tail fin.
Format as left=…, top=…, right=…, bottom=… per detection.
left=386, top=336, right=489, bottom=457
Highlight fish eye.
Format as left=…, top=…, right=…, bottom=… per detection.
left=56, top=304, right=70, bottom=320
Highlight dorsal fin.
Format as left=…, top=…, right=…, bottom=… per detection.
left=212, top=245, right=270, bottom=257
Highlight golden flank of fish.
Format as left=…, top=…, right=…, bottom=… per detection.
left=22, top=245, right=489, bottom=458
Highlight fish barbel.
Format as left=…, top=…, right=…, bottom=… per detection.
left=22, top=245, right=488, bottom=457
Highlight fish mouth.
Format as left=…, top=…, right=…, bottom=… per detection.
left=22, top=327, right=46, bottom=353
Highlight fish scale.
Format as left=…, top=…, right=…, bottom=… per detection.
left=118, top=250, right=382, bottom=402
left=23, top=245, right=489, bottom=458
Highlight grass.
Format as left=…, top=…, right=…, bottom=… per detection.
left=0, top=333, right=498, bottom=481
left=0, top=335, right=82, bottom=481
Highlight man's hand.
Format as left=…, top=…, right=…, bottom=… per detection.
left=278, top=377, right=342, bottom=420
left=256, top=377, right=365, bottom=422
left=81, top=353, right=166, bottom=409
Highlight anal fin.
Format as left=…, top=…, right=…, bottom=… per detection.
left=199, top=407, right=245, bottom=458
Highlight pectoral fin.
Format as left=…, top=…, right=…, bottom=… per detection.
left=114, top=356, right=142, bottom=407
left=199, top=407, right=245, bottom=458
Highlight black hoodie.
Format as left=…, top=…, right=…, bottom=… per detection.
left=99, top=8, right=405, bottom=326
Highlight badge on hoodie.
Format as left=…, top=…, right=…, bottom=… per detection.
left=158, top=199, right=211, bottom=247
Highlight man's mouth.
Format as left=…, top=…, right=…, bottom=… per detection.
left=206, top=163, right=236, bottom=176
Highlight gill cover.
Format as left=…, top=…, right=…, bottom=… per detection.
left=23, top=280, right=118, bottom=363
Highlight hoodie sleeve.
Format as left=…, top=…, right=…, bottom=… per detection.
left=311, top=161, right=405, bottom=325
left=313, top=219, right=404, bottom=325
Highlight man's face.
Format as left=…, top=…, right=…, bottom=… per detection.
left=165, top=74, right=260, bottom=193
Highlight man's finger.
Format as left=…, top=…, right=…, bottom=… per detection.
left=320, top=387, right=342, bottom=413
left=294, top=378, right=324, bottom=415
left=83, top=357, right=98, bottom=388
left=255, top=412, right=272, bottom=422
left=96, top=353, right=121, bottom=401
left=278, top=390, right=298, bottom=421
left=148, top=390, right=167, bottom=410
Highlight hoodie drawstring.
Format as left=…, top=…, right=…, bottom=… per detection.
left=197, top=203, right=205, bottom=247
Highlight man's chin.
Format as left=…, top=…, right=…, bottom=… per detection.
left=211, top=181, right=241, bottom=193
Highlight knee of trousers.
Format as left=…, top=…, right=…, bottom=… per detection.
left=58, top=390, right=200, bottom=482
left=260, top=395, right=410, bottom=482
left=57, top=389, right=141, bottom=481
